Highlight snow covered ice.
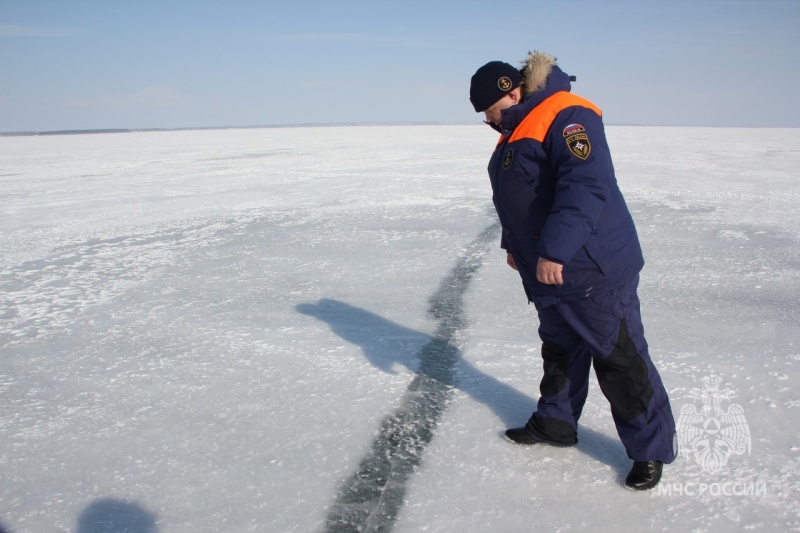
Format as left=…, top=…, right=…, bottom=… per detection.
left=1, top=125, right=799, bottom=532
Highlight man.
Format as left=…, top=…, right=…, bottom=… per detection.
left=469, top=51, right=677, bottom=490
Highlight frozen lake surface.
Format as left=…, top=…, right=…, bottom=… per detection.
left=1, top=125, right=799, bottom=532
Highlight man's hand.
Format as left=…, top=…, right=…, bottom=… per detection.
left=537, top=257, right=563, bottom=285
left=506, top=253, right=518, bottom=271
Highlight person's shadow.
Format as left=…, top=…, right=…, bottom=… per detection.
left=0, top=500, right=157, bottom=533
left=296, top=298, right=629, bottom=475
left=76, top=499, right=157, bottom=533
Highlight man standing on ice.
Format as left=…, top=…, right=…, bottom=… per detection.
left=469, top=51, right=677, bottom=490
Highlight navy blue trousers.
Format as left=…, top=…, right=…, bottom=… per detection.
left=527, top=275, right=677, bottom=463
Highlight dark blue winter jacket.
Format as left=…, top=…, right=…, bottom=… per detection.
left=488, top=63, right=644, bottom=307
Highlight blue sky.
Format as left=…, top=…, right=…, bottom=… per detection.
left=1, top=0, right=798, bottom=131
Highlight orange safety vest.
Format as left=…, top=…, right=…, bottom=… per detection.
left=497, top=92, right=602, bottom=146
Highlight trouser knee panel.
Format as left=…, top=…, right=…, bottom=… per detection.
left=540, top=341, right=569, bottom=397
left=593, top=320, right=654, bottom=421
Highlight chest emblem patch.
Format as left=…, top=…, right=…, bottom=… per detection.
left=503, top=148, right=514, bottom=169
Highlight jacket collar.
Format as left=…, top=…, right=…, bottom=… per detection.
left=498, top=51, right=574, bottom=137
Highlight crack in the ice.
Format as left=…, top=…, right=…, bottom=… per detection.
left=322, top=222, right=501, bottom=533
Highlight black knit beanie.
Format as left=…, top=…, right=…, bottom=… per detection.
left=469, top=61, right=523, bottom=112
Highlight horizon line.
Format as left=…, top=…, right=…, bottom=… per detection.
left=2, top=121, right=797, bottom=137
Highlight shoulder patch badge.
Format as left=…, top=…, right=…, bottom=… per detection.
left=566, top=134, right=591, bottom=160
left=503, top=148, right=514, bottom=168
left=562, top=123, right=585, bottom=137
left=563, top=123, right=590, bottom=159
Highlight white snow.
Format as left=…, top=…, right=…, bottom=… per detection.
left=1, top=125, right=799, bottom=532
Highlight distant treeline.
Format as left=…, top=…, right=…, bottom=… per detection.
left=1, top=129, right=132, bottom=137
left=1, top=123, right=478, bottom=137
left=1, top=125, right=352, bottom=137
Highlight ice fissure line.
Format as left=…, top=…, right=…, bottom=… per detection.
left=323, top=222, right=501, bottom=533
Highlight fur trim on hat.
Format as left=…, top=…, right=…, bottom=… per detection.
left=521, top=51, right=557, bottom=96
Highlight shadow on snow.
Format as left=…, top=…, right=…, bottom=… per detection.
left=297, top=298, right=628, bottom=532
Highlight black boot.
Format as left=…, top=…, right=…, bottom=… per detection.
left=504, top=424, right=577, bottom=447
left=504, top=426, right=541, bottom=445
left=625, top=460, right=663, bottom=490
